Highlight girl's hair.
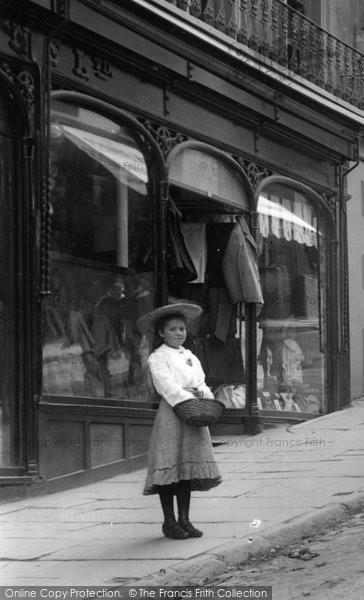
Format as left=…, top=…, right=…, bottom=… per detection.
left=154, top=313, right=186, bottom=335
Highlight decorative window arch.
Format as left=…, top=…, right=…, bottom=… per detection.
left=255, top=175, right=335, bottom=245
left=255, top=175, right=335, bottom=217
left=43, top=91, right=167, bottom=289
left=49, top=91, right=166, bottom=168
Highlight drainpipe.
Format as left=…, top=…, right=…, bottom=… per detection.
left=335, top=136, right=360, bottom=409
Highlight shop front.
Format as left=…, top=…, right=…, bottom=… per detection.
left=0, top=0, right=361, bottom=493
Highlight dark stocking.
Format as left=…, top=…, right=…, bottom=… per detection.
left=176, top=481, right=203, bottom=537
left=158, top=486, right=189, bottom=539
left=158, top=486, right=176, bottom=526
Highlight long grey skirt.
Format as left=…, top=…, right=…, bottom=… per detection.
left=143, top=398, right=222, bottom=495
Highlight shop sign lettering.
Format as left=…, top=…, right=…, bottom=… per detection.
left=91, top=55, right=113, bottom=81
left=72, top=47, right=113, bottom=82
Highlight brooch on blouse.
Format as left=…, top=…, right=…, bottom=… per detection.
left=186, top=358, right=193, bottom=366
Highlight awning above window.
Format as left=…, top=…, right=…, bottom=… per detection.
left=168, top=146, right=250, bottom=211
left=60, top=125, right=148, bottom=194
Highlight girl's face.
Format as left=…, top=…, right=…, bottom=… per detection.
left=158, top=318, right=187, bottom=349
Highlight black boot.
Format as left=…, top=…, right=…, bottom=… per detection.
left=159, top=486, right=189, bottom=540
left=176, top=481, right=203, bottom=538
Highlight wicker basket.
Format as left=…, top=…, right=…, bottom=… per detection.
left=173, top=397, right=225, bottom=427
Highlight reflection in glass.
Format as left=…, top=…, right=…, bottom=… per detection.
left=257, top=185, right=327, bottom=415
left=42, top=102, right=155, bottom=401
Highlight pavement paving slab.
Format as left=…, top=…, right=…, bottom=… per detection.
left=1, top=539, right=83, bottom=561
left=0, top=523, right=98, bottom=541
left=40, top=536, right=232, bottom=561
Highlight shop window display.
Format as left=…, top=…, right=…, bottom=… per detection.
left=42, top=100, right=155, bottom=401
left=166, top=148, right=260, bottom=409
left=257, top=184, right=328, bottom=415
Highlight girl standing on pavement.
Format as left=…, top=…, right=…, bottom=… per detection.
left=137, top=303, right=221, bottom=540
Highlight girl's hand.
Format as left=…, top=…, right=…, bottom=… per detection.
left=185, top=387, right=204, bottom=398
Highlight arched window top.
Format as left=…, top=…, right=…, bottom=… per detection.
left=255, top=175, right=334, bottom=245
left=51, top=100, right=149, bottom=197
left=255, top=176, right=333, bottom=215
left=50, top=91, right=165, bottom=178
left=167, top=142, right=253, bottom=213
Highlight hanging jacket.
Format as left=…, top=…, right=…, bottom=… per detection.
left=222, top=215, right=264, bottom=308
left=167, top=197, right=197, bottom=284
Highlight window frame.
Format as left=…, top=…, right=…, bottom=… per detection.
left=41, top=91, right=166, bottom=407
left=255, top=175, right=336, bottom=419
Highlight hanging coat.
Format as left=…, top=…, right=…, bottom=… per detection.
left=167, top=197, right=197, bottom=285
left=222, top=215, right=264, bottom=308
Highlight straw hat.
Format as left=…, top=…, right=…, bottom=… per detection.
left=137, top=303, right=202, bottom=334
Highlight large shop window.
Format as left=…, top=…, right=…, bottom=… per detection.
left=0, top=95, right=20, bottom=466
left=43, top=99, right=155, bottom=402
left=257, top=183, right=328, bottom=416
left=167, top=146, right=257, bottom=410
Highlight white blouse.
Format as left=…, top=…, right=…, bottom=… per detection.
left=148, top=343, right=214, bottom=407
